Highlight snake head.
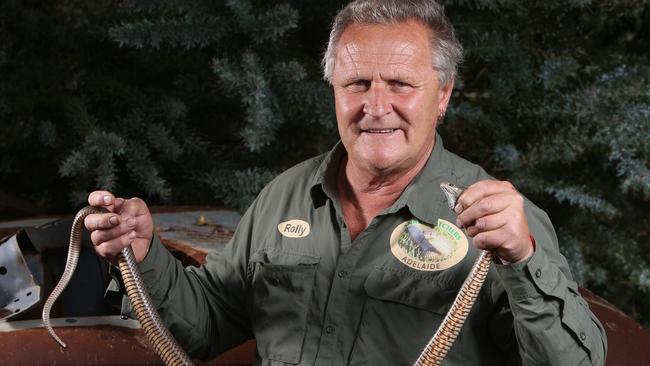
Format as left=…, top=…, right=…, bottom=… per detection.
left=440, top=182, right=465, bottom=210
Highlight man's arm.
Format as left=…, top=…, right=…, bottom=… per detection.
left=456, top=180, right=606, bottom=365
left=104, top=202, right=261, bottom=360
left=492, top=203, right=607, bottom=365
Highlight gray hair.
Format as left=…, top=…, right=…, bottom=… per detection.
left=322, top=0, right=463, bottom=87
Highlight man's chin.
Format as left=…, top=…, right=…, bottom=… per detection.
left=354, top=155, right=404, bottom=175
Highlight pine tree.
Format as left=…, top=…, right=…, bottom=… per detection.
left=106, top=0, right=338, bottom=210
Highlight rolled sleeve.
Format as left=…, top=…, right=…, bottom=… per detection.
left=495, top=229, right=607, bottom=365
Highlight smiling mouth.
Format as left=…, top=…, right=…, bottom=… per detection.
left=362, top=129, right=397, bottom=134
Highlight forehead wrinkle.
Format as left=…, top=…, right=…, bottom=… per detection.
left=388, top=42, right=417, bottom=65
left=338, top=42, right=363, bottom=78
left=337, top=39, right=425, bottom=81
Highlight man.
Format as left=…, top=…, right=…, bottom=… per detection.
left=85, top=0, right=607, bottom=364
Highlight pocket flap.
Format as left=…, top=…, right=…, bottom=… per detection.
left=363, top=268, right=457, bottom=315
left=250, top=248, right=320, bottom=266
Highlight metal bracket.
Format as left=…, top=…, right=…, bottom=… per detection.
left=0, top=235, right=40, bottom=320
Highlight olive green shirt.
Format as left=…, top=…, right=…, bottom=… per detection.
left=111, top=133, right=606, bottom=365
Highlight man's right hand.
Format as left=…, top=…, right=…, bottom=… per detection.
left=84, top=191, right=154, bottom=265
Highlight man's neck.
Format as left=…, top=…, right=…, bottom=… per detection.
left=337, top=143, right=434, bottom=241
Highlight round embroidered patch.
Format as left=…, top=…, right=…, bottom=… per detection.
left=390, top=219, right=468, bottom=271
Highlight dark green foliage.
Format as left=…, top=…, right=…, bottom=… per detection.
left=1, top=0, right=649, bottom=328
left=204, top=167, right=277, bottom=212
left=438, top=0, right=650, bottom=325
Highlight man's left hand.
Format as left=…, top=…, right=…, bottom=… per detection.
left=454, top=180, right=534, bottom=265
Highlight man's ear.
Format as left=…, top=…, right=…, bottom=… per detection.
left=438, top=79, right=455, bottom=112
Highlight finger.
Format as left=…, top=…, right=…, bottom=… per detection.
left=84, top=213, right=121, bottom=231
left=90, top=216, right=138, bottom=244
left=464, top=211, right=508, bottom=237
left=88, top=191, right=117, bottom=210
left=119, top=197, right=151, bottom=221
left=455, top=180, right=517, bottom=214
left=457, top=192, right=512, bottom=229
left=471, top=229, right=508, bottom=251
left=94, top=230, right=137, bottom=258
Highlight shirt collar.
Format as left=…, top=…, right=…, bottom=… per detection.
left=390, top=132, right=451, bottom=225
left=310, top=141, right=345, bottom=207
left=310, top=133, right=453, bottom=224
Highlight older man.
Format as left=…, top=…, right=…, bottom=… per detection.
left=85, top=0, right=607, bottom=365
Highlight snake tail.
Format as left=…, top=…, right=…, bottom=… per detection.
left=42, top=206, right=194, bottom=366
left=42, top=206, right=95, bottom=348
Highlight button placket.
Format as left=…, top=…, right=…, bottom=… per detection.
left=314, top=212, right=356, bottom=363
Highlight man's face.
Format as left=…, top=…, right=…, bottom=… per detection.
left=332, top=20, right=453, bottom=176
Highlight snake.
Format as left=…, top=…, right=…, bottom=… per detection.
left=412, top=182, right=494, bottom=366
left=42, top=206, right=194, bottom=366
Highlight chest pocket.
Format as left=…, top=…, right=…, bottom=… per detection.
left=349, top=267, right=460, bottom=365
left=249, top=249, right=320, bottom=364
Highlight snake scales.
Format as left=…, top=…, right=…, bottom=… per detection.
left=42, top=206, right=193, bottom=366
left=412, top=182, right=494, bottom=366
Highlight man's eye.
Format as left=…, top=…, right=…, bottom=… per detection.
left=391, top=80, right=412, bottom=89
left=347, top=80, right=371, bottom=90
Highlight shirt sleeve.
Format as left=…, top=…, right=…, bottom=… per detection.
left=105, top=204, right=260, bottom=360
left=493, top=203, right=607, bottom=366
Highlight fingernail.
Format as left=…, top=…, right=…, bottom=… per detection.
left=454, top=203, right=463, bottom=214
left=456, top=218, right=463, bottom=228
left=129, top=231, right=136, bottom=239
left=109, top=216, right=119, bottom=225
left=103, top=195, right=112, bottom=205
left=127, top=218, right=136, bottom=227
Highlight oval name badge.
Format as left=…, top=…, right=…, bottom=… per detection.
left=278, top=219, right=311, bottom=238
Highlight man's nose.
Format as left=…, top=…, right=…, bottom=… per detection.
left=363, top=83, right=393, bottom=117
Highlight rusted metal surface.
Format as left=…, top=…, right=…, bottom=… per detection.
left=153, top=209, right=239, bottom=251
left=0, top=207, right=649, bottom=365
left=152, top=208, right=240, bottom=267
left=0, top=316, right=255, bottom=366
left=1, top=316, right=164, bottom=365
left=579, top=288, right=650, bottom=365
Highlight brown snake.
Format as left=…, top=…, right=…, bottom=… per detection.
left=412, top=183, right=493, bottom=366
left=42, top=206, right=194, bottom=366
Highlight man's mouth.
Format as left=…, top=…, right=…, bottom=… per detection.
left=362, top=128, right=397, bottom=134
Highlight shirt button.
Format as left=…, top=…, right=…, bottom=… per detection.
left=325, top=325, right=335, bottom=334
left=580, top=332, right=586, bottom=341
left=535, top=269, right=542, bottom=278
left=337, top=270, right=348, bottom=278
left=270, top=278, right=280, bottom=286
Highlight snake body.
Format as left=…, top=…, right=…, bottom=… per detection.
left=412, top=183, right=493, bottom=366
left=42, top=206, right=193, bottom=366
